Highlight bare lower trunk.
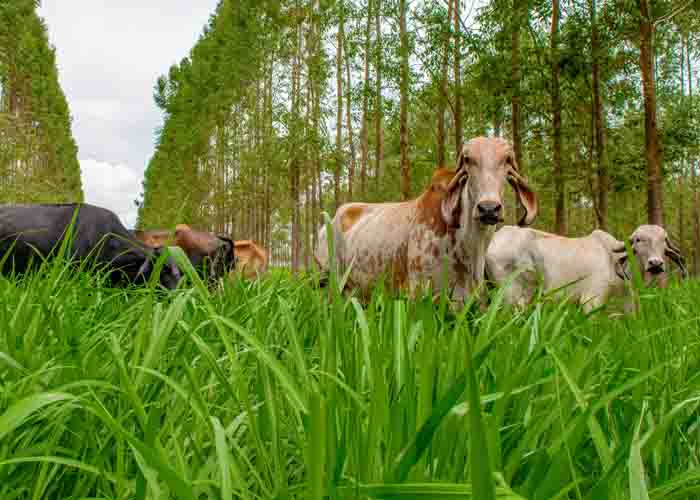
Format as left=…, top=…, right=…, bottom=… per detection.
left=688, top=33, right=698, bottom=275
left=305, top=183, right=311, bottom=269
left=639, top=0, right=664, bottom=225
left=290, top=22, right=303, bottom=272
left=551, top=0, right=565, bottom=235
left=679, top=38, right=685, bottom=255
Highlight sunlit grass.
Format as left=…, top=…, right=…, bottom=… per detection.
left=0, top=255, right=699, bottom=499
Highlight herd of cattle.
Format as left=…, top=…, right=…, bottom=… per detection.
left=0, top=204, right=268, bottom=288
left=314, top=136, right=687, bottom=311
left=0, top=136, right=687, bottom=311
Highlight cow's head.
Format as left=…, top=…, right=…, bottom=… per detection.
left=208, top=235, right=236, bottom=281
left=174, top=225, right=235, bottom=282
left=613, top=225, right=687, bottom=286
left=136, top=246, right=183, bottom=289
left=441, top=137, right=538, bottom=230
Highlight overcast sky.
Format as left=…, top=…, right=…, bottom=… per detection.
left=38, top=1, right=219, bottom=227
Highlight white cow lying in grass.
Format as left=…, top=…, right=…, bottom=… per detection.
left=485, top=224, right=687, bottom=312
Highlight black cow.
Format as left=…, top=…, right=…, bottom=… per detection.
left=0, top=203, right=182, bottom=288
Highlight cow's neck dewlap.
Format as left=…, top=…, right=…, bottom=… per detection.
left=456, top=185, right=495, bottom=293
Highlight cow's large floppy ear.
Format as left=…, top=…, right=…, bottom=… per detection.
left=611, top=239, right=632, bottom=280
left=613, top=252, right=630, bottom=280
left=440, top=170, right=467, bottom=229
left=665, top=237, right=688, bottom=278
left=507, top=167, right=538, bottom=227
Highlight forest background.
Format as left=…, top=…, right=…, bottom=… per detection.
left=2, top=0, right=700, bottom=272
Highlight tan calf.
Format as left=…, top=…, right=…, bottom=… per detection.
left=231, top=240, right=268, bottom=280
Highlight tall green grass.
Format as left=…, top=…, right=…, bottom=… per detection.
left=0, top=255, right=699, bottom=499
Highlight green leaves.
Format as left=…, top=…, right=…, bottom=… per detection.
left=0, top=257, right=699, bottom=498
left=0, top=1, right=84, bottom=204
left=0, top=393, right=74, bottom=442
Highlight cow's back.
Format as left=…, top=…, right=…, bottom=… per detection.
left=327, top=201, right=415, bottom=294
left=488, top=226, right=620, bottom=308
left=0, top=203, right=127, bottom=255
left=0, top=203, right=136, bottom=273
left=133, top=229, right=172, bottom=248
left=233, top=240, right=267, bottom=279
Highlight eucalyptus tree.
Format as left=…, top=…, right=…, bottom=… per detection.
left=0, top=0, right=83, bottom=203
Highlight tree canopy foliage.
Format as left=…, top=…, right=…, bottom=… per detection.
left=0, top=0, right=84, bottom=203
left=136, top=0, right=699, bottom=269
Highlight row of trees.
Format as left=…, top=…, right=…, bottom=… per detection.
left=137, top=0, right=700, bottom=271
left=0, top=0, right=83, bottom=203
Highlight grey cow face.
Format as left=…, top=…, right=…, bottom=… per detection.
left=614, top=225, right=687, bottom=287
left=631, top=225, right=668, bottom=276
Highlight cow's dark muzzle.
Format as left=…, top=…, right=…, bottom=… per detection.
left=477, top=201, right=503, bottom=225
left=646, top=258, right=665, bottom=275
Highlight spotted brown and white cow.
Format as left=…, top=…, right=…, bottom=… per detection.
left=315, top=137, right=538, bottom=301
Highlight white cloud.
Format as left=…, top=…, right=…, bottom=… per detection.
left=37, top=1, right=219, bottom=219
left=80, top=158, right=141, bottom=228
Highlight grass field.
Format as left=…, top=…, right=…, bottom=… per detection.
left=1, top=254, right=699, bottom=499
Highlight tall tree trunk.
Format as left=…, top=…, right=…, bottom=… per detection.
left=345, top=41, right=357, bottom=201
left=511, top=0, right=523, bottom=171
left=453, top=0, right=463, bottom=155
left=310, top=0, right=321, bottom=252
left=437, top=0, right=453, bottom=166
left=265, top=55, right=273, bottom=250
left=360, top=0, right=372, bottom=197
left=679, top=35, right=685, bottom=256
left=305, top=182, right=312, bottom=268
left=638, top=0, right=664, bottom=225
left=335, top=1, right=344, bottom=211
left=551, top=0, right=565, bottom=235
left=591, top=0, right=609, bottom=230
left=311, top=82, right=319, bottom=251
left=688, top=33, right=698, bottom=275
left=216, top=121, right=226, bottom=234
left=399, top=0, right=410, bottom=200
left=290, top=21, right=303, bottom=272
left=374, top=0, right=384, bottom=185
